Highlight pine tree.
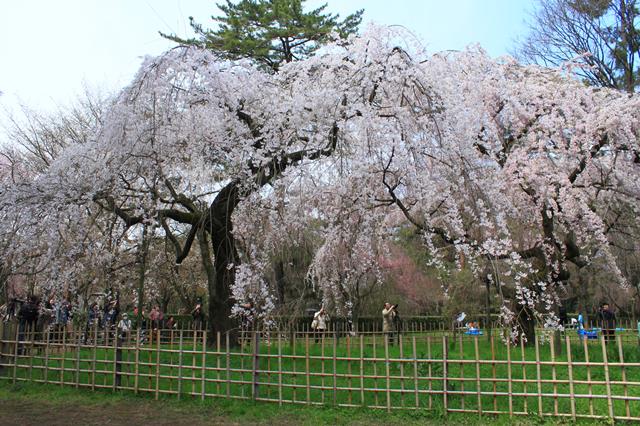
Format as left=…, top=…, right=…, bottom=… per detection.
left=161, top=0, right=363, bottom=72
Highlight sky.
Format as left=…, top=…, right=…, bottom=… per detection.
left=0, top=0, right=535, bottom=116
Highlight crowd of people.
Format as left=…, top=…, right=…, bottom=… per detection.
left=3, top=290, right=629, bottom=348
left=15, top=295, right=73, bottom=334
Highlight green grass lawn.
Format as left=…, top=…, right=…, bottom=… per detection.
left=2, top=330, right=640, bottom=421
left=0, top=381, right=615, bottom=426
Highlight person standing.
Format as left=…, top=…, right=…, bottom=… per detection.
left=382, top=303, right=397, bottom=346
left=166, top=316, right=176, bottom=330
left=117, top=313, right=132, bottom=341
left=191, top=298, right=205, bottom=330
left=312, top=307, right=329, bottom=343
left=17, top=295, right=39, bottom=354
left=149, top=306, right=160, bottom=331
left=599, top=302, right=616, bottom=343
left=83, top=303, right=100, bottom=344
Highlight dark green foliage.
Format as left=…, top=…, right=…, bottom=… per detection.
left=161, top=0, right=363, bottom=72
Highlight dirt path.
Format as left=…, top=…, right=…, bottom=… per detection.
left=0, top=398, right=239, bottom=426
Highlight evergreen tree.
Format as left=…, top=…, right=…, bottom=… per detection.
left=161, top=0, right=363, bottom=72
left=515, top=0, right=639, bottom=92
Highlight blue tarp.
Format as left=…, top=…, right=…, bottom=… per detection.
left=578, top=329, right=598, bottom=339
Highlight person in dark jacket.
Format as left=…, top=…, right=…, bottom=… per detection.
left=17, top=295, right=39, bottom=354
left=18, top=295, right=39, bottom=329
left=191, top=298, right=205, bottom=330
left=598, top=302, right=616, bottom=343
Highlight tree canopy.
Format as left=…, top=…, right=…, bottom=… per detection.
left=161, top=0, right=363, bottom=72
left=2, top=27, right=639, bottom=341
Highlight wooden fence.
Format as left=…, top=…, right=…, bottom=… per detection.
left=1, top=321, right=639, bottom=421
left=128, top=316, right=640, bottom=337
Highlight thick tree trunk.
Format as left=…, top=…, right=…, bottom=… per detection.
left=484, top=276, right=492, bottom=337
left=135, top=225, right=149, bottom=327
left=515, top=302, right=536, bottom=345
left=209, top=230, right=238, bottom=344
left=0, top=265, right=8, bottom=306
left=204, top=182, right=240, bottom=345
left=274, top=259, right=285, bottom=307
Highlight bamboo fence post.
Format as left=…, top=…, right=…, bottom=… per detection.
left=292, top=332, right=297, bottom=402
left=225, top=332, right=231, bottom=398
left=582, top=336, right=593, bottom=416
left=442, top=335, right=448, bottom=416
left=216, top=332, right=221, bottom=395
left=616, top=334, right=630, bottom=418
left=474, top=335, right=482, bottom=416
left=278, top=332, right=283, bottom=406
left=550, top=336, right=558, bottom=415
left=332, top=333, right=338, bottom=406
left=266, top=330, right=271, bottom=399
left=250, top=330, right=260, bottom=401
left=12, top=323, right=19, bottom=384
left=507, top=338, right=513, bottom=418
left=155, top=330, right=161, bottom=400
left=192, top=329, right=197, bottom=396
left=252, top=331, right=260, bottom=400
left=320, top=331, right=325, bottom=404
left=600, top=335, right=614, bottom=419
left=427, top=335, right=432, bottom=409
left=112, top=330, right=118, bottom=391
left=399, top=335, right=405, bottom=407
left=177, top=330, right=184, bottom=400
left=102, top=329, right=108, bottom=389
left=520, top=339, right=528, bottom=414
left=28, top=324, right=35, bottom=381
left=412, top=335, right=419, bottom=409
left=458, top=334, right=465, bottom=410
left=0, top=321, right=4, bottom=369
left=147, top=329, right=153, bottom=391
left=534, top=335, right=542, bottom=416
left=347, top=335, right=352, bottom=405
left=490, top=334, right=497, bottom=411
left=565, top=335, right=576, bottom=421
left=75, top=329, right=81, bottom=388
left=305, top=333, right=311, bottom=404
left=241, top=329, right=246, bottom=398
left=167, top=328, right=173, bottom=391
left=43, top=328, right=51, bottom=384
left=384, top=333, right=391, bottom=413
left=372, top=333, right=379, bottom=407
left=201, top=331, right=207, bottom=401
left=61, top=328, right=67, bottom=386
left=359, top=334, right=365, bottom=406
left=133, top=329, right=140, bottom=394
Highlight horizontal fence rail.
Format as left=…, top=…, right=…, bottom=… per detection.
left=1, top=322, right=639, bottom=421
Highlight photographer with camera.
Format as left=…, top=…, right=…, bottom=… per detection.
left=382, top=302, right=397, bottom=346
left=311, top=306, right=329, bottom=343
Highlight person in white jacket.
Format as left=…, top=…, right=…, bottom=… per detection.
left=312, top=307, right=329, bottom=343
left=117, top=313, right=132, bottom=341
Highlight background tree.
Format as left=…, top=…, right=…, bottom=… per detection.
left=161, top=0, right=363, bottom=72
left=515, top=0, right=639, bottom=92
